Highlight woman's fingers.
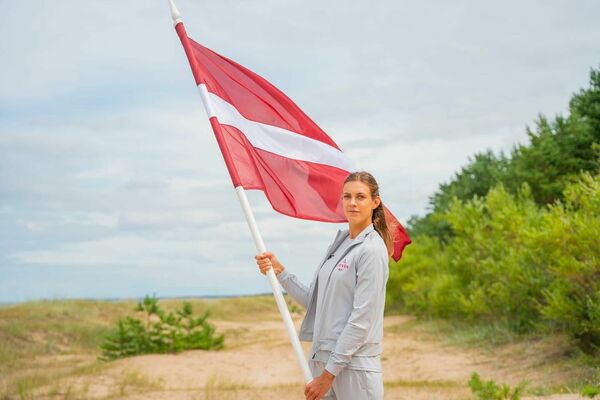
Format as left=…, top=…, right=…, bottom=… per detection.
left=255, top=252, right=274, bottom=260
left=255, top=252, right=283, bottom=276
left=304, top=382, right=318, bottom=400
left=256, top=256, right=273, bottom=275
left=260, top=261, right=272, bottom=270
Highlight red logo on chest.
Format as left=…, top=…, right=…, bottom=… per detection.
left=337, top=258, right=349, bottom=271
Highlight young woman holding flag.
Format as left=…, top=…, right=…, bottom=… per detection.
left=256, top=171, right=391, bottom=400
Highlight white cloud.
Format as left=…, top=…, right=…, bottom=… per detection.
left=18, top=212, right=118, bottom=233
left=10, top=234, right=208, bottom=267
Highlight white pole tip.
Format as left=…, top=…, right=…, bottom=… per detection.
left=169, top=0, right=183, bottom=25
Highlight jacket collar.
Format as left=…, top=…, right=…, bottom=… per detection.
left=334, top=223, right=375, bottom=248
left=353, top=223, right=375, bottom=241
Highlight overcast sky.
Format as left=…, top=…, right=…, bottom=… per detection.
left=1, top=0, right=599, bottom=303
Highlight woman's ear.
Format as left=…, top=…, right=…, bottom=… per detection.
left=373, top=196, right=381, bottom=209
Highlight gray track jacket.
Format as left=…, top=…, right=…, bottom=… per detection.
left=277, top=224, right=389, bottom=376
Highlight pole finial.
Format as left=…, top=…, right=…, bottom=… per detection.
left=169, top=0, right=183, bottom=26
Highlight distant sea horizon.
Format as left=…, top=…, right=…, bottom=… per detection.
left=0, top=292, right=274, bottom=306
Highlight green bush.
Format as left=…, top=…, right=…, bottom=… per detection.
left=387, top=235, right=459, bottom=317
left=580, top=369, right=600, bottom=398
left=468, top=372, right=528, bottom=400
left=582, top=385, right=600, bottom=399
left=443, top=184, right=551, bottom=331
left=388, top=172, right=600, bottom=353
left=390, top=183, right=550, bottom=330
left=540, top=172, right=600, bottom=354
left=100, top=295, right=224, bottom=360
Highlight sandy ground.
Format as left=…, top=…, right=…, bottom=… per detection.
left=24, top=313, right=583, bottom=400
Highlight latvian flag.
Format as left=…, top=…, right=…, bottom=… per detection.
left=175, top=23, right=411, bottom=261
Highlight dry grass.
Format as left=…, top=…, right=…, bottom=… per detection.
left=202, top=372, right=252, bottom=400
left=113, top=368, right=166, bottom=398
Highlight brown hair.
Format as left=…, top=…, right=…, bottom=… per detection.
left=344, top=171, right=393, bottom=257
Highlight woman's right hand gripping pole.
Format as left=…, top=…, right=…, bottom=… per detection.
left=255, top=252, right=285, bottom=276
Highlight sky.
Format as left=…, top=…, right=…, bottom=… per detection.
left=1, top=0, right=599, bottom=303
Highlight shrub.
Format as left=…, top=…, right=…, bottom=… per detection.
left=387, top=172, right=600, bottom=354
left=441, top=184, right=548, bottom=331
left=540, top=172, right=600, bottom=354
left=582, top=385, right=600, bottom=399
left=468, top=372, right=528, bottom=400
left=100, top=295, right=224, bottom=360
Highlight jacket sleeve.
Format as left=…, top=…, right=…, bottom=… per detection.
left=324, top=243, right=388, bottom=376
left=277, top=269, right=311, bottom=309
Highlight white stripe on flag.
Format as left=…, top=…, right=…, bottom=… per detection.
left=198, top=84, right=356, bottom=172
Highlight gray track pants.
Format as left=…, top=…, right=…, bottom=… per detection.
left=308, top=360, right=384, bottom=400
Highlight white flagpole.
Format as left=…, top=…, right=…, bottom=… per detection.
left=233, top=187, right=313, bottom=384
left=168, top=0, right=313, bottom=384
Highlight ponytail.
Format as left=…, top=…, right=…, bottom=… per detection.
left=372, top=202, right=394, bottom=257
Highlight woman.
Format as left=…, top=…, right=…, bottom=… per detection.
left=256, top=171, right=392, bottom=400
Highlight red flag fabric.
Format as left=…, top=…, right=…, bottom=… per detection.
left=175, top=23, right=411, bottom=260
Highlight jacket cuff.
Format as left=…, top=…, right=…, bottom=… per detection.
left=277, top=269, right=289, bottom=282
left=324, top=359, right=345, bottom=377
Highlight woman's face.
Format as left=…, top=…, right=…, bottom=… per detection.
left=342, top=180, right=381, bottom=226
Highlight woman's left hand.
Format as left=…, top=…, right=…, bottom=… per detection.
left=304, top=370, right=335, bottom=400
